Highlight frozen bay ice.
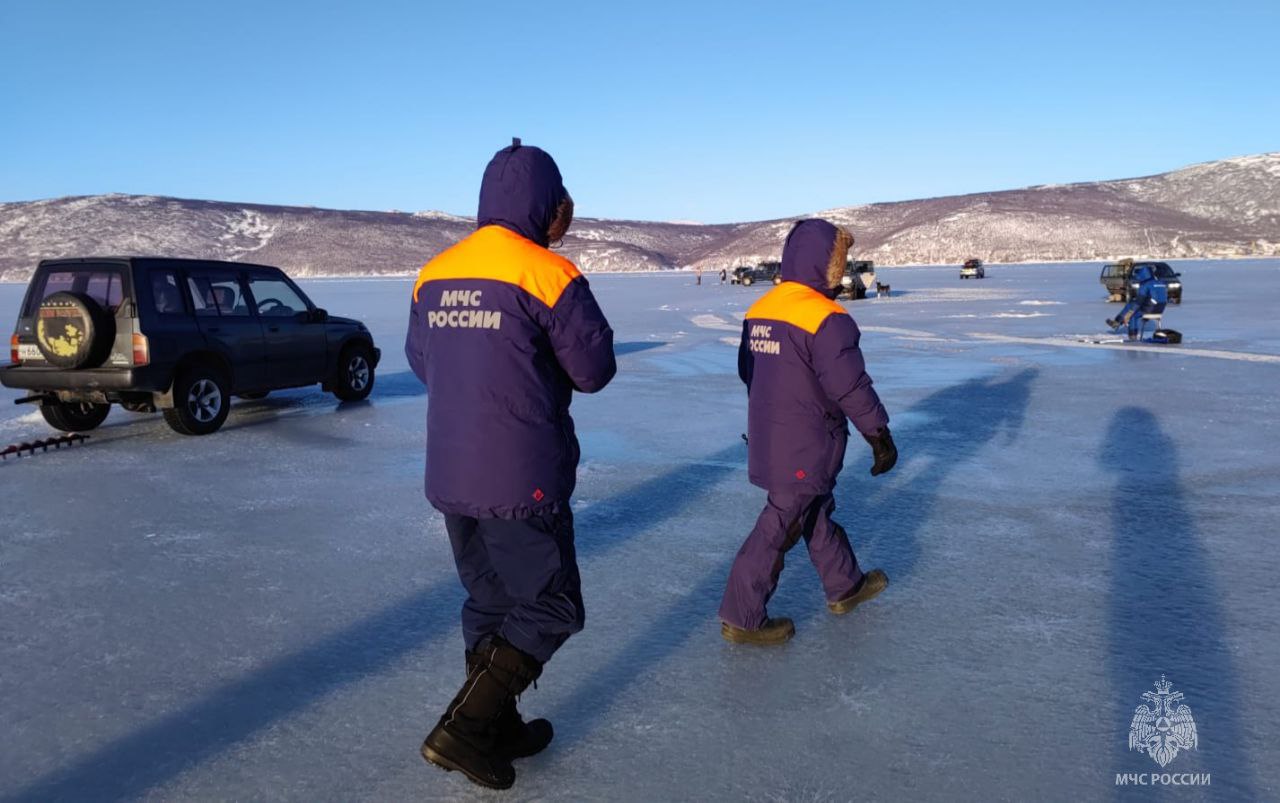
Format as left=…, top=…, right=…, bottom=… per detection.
left=1, top=260, right=1278, bottom=800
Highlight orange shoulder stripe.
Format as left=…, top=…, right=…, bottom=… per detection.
left=745, top=282, right=846, bottom=335
left=413, top=225, right=582, bottom=307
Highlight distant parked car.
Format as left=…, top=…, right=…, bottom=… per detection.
left=839, top=260, right=877, bottom=299
left=730, top=262, right=783, bottom=287
left=960, top=259, right=985, bottom=279
left=2, top=257, right=380, bottom=435
left=1099, top=259, right=1182, bottom=303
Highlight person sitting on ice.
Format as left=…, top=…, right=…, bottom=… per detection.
left=1107, top=264, right=1168, bottom=341
left=719, top=218, right=897, bottom=645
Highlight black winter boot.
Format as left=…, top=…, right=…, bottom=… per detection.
left=466, top=649, right=554, bottom=759
left=421, top=637, right=543, bottom=789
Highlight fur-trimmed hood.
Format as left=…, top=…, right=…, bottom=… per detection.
left=477, top=139, right=569, bottom=248
left=780, top=219, right=854, bottom=293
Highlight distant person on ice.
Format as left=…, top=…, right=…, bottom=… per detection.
left=720, top=219, right=897, bottom=644
left=1107, top=264, right=1168, bottom=340
left=405, top=138, right=616, bottom=789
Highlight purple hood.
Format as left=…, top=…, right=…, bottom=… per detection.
left=477, top=139, right=567, bottom=247
left=781, top=219, right=839, bottom=292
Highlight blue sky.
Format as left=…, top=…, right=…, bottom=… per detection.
left=2, top=0, right=1277, bottom=222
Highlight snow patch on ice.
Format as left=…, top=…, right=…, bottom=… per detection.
left=1019, top=300, right=1064, bottom=306
left=0, top=410, right=45, bottom=432
left=881, top=287, right=1020, bottom=304
left=690, top=314, right=739, bottom=332
left=969, top=332, right=1280, bottom=363
left=861, top=325, right=938, bottom=338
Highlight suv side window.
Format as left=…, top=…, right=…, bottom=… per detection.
left=246, top=273, right=310, bottom=317
left=151, top=270, right=187, bottom=316
left=187, top=270, right=252, bottom=318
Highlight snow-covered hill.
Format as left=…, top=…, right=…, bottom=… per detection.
left=690, top=153, right=1280, bottom=269
left=1, top=153, right=1277, bottom=282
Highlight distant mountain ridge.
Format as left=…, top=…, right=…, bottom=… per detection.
left=1, top=153, right=1277, bottom=282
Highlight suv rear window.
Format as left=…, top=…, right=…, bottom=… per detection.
left=23, top=265, right=128, bottom=316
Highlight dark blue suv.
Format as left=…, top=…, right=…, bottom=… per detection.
left=2, top=257, right=380, bottom=435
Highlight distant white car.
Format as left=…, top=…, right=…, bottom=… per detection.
left=960, top=259, right=985, bottom=279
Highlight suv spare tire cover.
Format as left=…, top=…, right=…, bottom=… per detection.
left=36, top=291, right=116, bottom=369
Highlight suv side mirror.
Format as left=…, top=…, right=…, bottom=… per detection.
left=309, top=308, right=329, bottom=323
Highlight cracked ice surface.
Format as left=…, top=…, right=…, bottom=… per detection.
left=1, top=260, right=1278, bottom=800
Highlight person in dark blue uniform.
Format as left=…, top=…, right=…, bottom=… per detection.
left=1108, top=265, right=1168, bottom=340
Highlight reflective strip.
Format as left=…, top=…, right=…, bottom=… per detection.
left=745, top=282, right=845, bottom=334
left=413, top=225, right=581, bottom=307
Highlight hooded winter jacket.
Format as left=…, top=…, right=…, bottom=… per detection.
left=1133, top=266, right=1169, bottom=311
left=740, top=219, right=889, bottom=493
left=406, top=142, right=616, bottom=518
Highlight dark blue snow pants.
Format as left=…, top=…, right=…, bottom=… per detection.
left=1115, top=298, right=1166, bottom=338
left=443, top=507, right=584, bottom=664
left=719, top=490, right=864, bottom=630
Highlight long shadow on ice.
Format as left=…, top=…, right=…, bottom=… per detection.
left=827, top=367, right=1038, bottom=589
left=4, top=443, right=744, bottom=802
left=371, top=369, right=428, bottom=399
left=614, top=341, right=667, bottom=356
left=550, top=368, right=1039, bottom=749
left=1099, top=407, right=1254, bottom=797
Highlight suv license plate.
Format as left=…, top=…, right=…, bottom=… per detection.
left=17, top=344, right=42, bottom=361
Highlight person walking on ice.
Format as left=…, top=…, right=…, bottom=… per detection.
left=720, top=219, right=898, bottom=644
left=405, top=139, right=616, bottom=789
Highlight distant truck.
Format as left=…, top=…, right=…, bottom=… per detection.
left=730, top=262, right=782, bottom=287
left=839, top=260, right=877, bottom=299
left=1100, top=259, right=1183, bottom=303
left=960, top=259, right=985, bottom=279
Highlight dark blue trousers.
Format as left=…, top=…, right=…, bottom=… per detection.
left=719, top=490, right=863, bottom=630
left=443, top=507, right=584, bottom=664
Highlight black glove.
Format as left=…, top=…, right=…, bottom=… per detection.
left=864, top=427, right=897, bottom=477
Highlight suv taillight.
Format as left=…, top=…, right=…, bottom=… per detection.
left=132, top=333, right=150, bottom=366
left=9, top=334, right=18, bottom=365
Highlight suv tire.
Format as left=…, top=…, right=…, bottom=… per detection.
left=164, top=366, right=231, bottom=435
left=332, top=344, right=375, bottom=402
left=35, top=292, right=116, bottom=369
left=40, top=401, right=111, bottom=432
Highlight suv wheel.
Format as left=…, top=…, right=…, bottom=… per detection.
left=164, top=366, right=230, bottom=436
left=332, top=344, right=375, bottom=402
left=40, top=401, right=111, bottom=432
